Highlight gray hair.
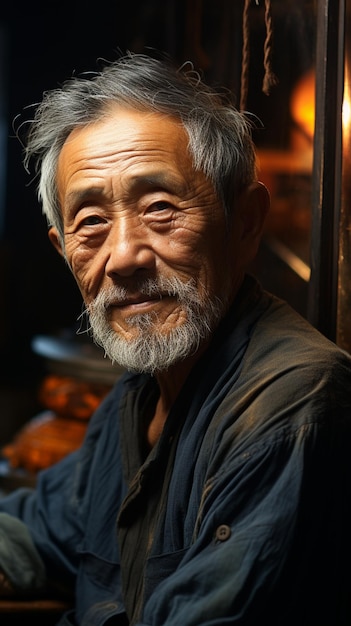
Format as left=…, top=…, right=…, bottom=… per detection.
left=22, top=51, right=257, bottom=243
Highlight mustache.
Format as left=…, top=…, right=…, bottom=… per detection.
left=90, top=276, right=199, bottom=310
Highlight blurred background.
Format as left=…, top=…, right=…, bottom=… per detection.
left=0, top=1, right=348, bottom=473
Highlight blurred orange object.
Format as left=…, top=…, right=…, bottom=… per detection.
left=1, top=334, right=122, bottom=474
left=38, top=375, right=111, bottom=420
left=2, top=411, right=88, bottom=473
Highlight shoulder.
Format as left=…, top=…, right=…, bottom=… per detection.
left=213, top=291, right=351, bottom=452
left=246, top=291, right=351, bottom=384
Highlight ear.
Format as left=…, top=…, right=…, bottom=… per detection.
left=48, top=226, right=64, bottom=258
left=237, top=181, right=270, bottom=261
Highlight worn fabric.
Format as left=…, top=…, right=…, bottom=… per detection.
left=1, top=275, right=351, bottom=625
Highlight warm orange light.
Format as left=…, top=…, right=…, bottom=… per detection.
left=290, top=69, right=315, bottom=139
left=343, top=97, right=351, bottom=128
left=343, top=59, right=351, bottom=146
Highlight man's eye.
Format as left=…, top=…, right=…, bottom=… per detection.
left=81, top=215, right=104, bottom=226
left=148, top=201, right=172, bottom=213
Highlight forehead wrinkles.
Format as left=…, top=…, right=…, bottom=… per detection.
left=59, top=147, right=196, bottom=201
left=58, top=119, right=192, bottom=180
left=62, top=109, right=188, bottom=158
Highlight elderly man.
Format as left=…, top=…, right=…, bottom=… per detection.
left=1, top=52, right=351, bottom=625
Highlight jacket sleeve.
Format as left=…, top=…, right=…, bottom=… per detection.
left=0, top=447, right=84, bottom=590
left=0, top=382, right=124, bottom=590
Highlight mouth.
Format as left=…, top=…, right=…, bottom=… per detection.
left=109, top=293, right=165, bottom=314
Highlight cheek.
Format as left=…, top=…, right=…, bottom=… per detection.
left=152, top=225, right=202, bottom=273
left=66, top=242, right=105, bottom=301
left=171, top=219, right=229, bottom=278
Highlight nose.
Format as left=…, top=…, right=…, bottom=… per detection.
left=105, top=218, right=155, bottom=278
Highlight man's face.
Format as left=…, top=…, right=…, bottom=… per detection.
left=53, top=108, right=249, bottom=372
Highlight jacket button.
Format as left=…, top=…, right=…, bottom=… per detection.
left=215, top=524, right=231, bottom=541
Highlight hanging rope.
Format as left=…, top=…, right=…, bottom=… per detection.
left=240, top=0, right=278, bottom=111
left=262, top=0, right=278, bottom=96
left=240, top=0, right=251, bottom=112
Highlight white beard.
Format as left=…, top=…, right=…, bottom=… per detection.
left=86, top=276, right=224, bottom=374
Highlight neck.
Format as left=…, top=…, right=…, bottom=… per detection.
left=146, top=346, right=207, bottom=448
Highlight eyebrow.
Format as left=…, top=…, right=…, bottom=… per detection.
left=64, top=172, right=188, bottom=210
left=127, top=172, right=187, bottom=196
left=65, top=187, right=102, bottom=207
